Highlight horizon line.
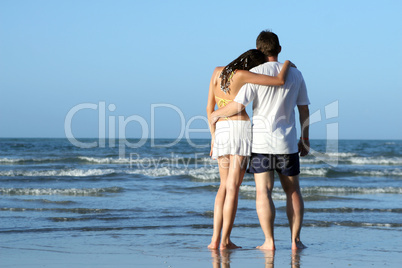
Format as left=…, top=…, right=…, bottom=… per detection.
left=0, top=137, right=401, bottom=141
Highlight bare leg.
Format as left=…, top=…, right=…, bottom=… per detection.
left=254, top=171, right=276, bottom=250
left=278, top=173, right=306, bottom=250
left=220, top=155, right=246, bottom=249
left=227, top=157, right=247, bottom=241
left=208, top=156, right=230, bottom=249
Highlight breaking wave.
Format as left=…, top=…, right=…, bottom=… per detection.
left=0, top=187, right=124, bottom=196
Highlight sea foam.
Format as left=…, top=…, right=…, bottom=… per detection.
left=354, top=168, right=402, bottom=177
left=348, top=157, right=402, bottom=165
left=127, top=166, right=220, bottom=180
left=0, top=157, right=62, bottom=163
left=0, top=187, right=123, bottom=196
left=239, top=185, right=402, bottom=196
left=0, top=169, right=116, bottom=177
left=78, top=156, right=131, bottom=164
left=300, top=167, right=329, bottom=176
left=302, top=186, right=402, bottom=194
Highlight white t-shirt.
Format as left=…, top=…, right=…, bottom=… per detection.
left=234, top=62, right=310, bottom=154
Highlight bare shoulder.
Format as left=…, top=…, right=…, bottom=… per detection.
left=213, top=66, right=224, bottom=75
left=231, top=70, right=253, bottom=85
left=211, top=66, right=224, bottom=85
left=234, top=69, right=249, bottom=79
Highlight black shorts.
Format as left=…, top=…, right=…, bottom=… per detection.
left=247, top=153, right=300, bottom=176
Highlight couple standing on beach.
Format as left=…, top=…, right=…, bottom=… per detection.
left=206, top=30, right=310, bottom=250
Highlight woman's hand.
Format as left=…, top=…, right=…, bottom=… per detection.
left=209, top=111, right=220, bottom=125
left=209, top=138, right=214, bottom=157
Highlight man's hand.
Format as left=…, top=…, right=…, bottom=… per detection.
left=298, top=139, right=310, bottom=157
left=210, top=101, right=245, bottom=126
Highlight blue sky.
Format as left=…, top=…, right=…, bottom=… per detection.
left=1, top=0, right=401, bottom=140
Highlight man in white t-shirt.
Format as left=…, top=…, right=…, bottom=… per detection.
left=210, top=30, right=310, bottom=250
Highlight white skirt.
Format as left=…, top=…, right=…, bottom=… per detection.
left=212, top=120, right=252, bottom=160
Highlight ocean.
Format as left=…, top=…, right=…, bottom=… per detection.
left=1, top=138, right=401, bottom=267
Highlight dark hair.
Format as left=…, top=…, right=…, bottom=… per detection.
left=219, top=49, right=266, bottom=93
left=256, top=30, right=281, bottom=57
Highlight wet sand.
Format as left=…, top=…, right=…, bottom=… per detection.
left=2, top=225, right=400, bottom=267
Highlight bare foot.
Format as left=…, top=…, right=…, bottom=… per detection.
left=292, top=240, right=307, bottom=250
left=220, top=241, right=241, bottom=250
left=208, top=240, right=220, bottom=249
left=256, top=240, right=276, bottom=250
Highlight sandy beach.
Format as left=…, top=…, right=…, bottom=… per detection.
left=2, top=225, right=401, bottom=267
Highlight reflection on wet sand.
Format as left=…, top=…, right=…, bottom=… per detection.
left=260, top=249, right=275, bottom=268
left=210, top=249, right=232, bottom=268
left=210, top=248, right=303, bottom=268
left=260, top=249, right=302, bottom=268
left=291, top=249, right=302, bottom=268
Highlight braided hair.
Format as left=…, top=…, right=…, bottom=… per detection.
left=219, top=49, right=266, bottom=93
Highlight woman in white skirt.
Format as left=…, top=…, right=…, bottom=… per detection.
left=206, top=49, right=291, bottom=249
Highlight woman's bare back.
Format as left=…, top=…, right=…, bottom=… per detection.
left=211, top=67, right=249, bottom=121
